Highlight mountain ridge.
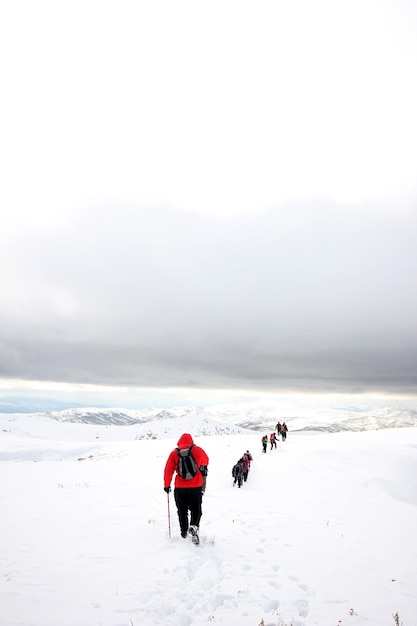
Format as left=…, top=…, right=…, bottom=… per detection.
left=32, top=405, right=417, bottom=433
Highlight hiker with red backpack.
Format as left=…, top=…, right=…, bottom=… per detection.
left=242, top=451, right=251, bottom=481
left=245, top=450, right=253, bottom=467
left=164, top=433, right=209, bottom=544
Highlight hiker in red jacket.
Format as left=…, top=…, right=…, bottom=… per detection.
left=164, top=433, right=209, bottom=544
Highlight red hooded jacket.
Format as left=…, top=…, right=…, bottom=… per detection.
left=164, top=433, right=209, bottom=489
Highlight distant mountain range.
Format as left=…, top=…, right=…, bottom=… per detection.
left=32, top=405, right=417, bottom=433
left=1, top=396, right=416, bottom=433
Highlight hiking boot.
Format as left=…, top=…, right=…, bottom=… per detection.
left=181, top=530, right=188, bottom=538
left=189, top=525, right=200, bottom=545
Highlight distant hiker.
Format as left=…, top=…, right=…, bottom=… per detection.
left=232, top=459, right=245, bottom=487
left=281, top=422, right=288, bottom=441
left=276, top=421, right=282, bottom=437
left=164, top=433, right=209, bottom=544
left=242, top=452, right=250, bottom=481
left=262, top=435, right=268, bottom=453
left=245, top=450, right=253, bottom=468
left=270, top=432, right=277, bottom=450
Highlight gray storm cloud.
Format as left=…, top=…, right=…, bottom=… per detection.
left=1, top=203, right=416, bottom=393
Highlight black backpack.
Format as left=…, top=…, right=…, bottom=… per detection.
left=177, top=445, right=198, bottom=480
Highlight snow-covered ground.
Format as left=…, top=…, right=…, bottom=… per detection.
left=1, top=412, right=416, bottom=626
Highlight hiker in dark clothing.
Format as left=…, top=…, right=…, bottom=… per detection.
left=164, top=433, right=209, bottom=543
left=232, top=459, right=245, bottom=487
left=262, top=435, right=268, bottom=453
left=281, top=422, right=288, bottom=441
left=276, top=421, right=282, bottom=438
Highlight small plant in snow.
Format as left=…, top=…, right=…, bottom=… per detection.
left=269, top=610, right=294, bottom=626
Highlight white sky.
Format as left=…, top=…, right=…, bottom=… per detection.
left=0, top=0, right=416, bottom=406
left=1, top=0, right=417, bottom=225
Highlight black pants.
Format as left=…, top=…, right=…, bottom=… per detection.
left=174, top=487, right=203, bottom=534
left=233, top=473, right=243, bottom=487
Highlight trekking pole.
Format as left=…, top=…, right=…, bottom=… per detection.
left=167, top=491, right=171, bottom=538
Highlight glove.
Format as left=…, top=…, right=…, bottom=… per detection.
left=164, top=486, right=171, bottom=493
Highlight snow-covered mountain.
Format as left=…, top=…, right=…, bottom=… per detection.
left=0, top=408, right=251, bottom=446
left=36, top=404, right=417, bottom=433
left=295, top=407, right=417, bottom=432
left=2, top=405, right=417, bottom=626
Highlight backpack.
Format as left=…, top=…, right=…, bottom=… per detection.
left=232, top=462, right=243, bottom=477
left=177, top=445, right=198, bottom=480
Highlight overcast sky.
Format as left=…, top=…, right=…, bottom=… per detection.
left=0, top=0, right=416, bottom=408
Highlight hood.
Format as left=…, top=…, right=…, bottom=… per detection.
left=177, top=433, right=194, bottom=449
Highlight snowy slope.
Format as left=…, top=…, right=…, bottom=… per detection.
left=1, top=412, right=417, bottom=626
